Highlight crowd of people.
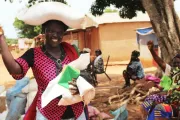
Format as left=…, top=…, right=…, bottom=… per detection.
left=120, top=40, right=180, bottom=119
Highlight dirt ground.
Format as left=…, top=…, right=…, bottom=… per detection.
left=0, top=50, right=156, bottom=119
left=0, top=50, right=34, bottom=88
left=90, top=74, right=143, bottom=120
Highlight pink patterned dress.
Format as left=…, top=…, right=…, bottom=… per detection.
left=11, top=44, right=87, bottom=120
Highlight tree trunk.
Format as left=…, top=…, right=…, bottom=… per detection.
left=141, top=0, right=180, bottom=63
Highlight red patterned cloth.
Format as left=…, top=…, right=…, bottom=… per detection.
left=11, top=43, right=84, bottom=120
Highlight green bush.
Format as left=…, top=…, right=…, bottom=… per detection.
left=6, top=38, right=18, bottom=46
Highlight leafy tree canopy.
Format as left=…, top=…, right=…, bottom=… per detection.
left=5, top=38, right=18, bottom=45
left=13, top=18, right=41, bottom=38
left=91, top=0, right=146, bottom=19
left=104, top=7, right=118, bottom=13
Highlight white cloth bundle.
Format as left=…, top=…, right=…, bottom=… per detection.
left=17, top=2, right=96, bottom=29
left=58, top=76, right=95, bottom=106
left=21, top=79, right=37, bottom=112
left=25, top=91, right=37, bottom=112
left=21, top=79, right=37, bottom=93
left=41, top=53, right=95, bottom=107
left=68, top=53, right=90, bottom=70
left=0, top=86, right=5, bottom=95
left=0, top=110, right=8, bottom=120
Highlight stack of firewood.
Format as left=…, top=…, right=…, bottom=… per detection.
left=91, top=82, right=156, bottom=112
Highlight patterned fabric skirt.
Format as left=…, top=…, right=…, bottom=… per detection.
left=147, top=104, right=173, bottom=120
left=145, top=94, right=167, bottom=102
left=142, top=94, right=167, bottom=111
left=142, top=94, right=179, bottom=120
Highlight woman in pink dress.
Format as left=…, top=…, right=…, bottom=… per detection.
left=0, top=20, right=89, bottom=120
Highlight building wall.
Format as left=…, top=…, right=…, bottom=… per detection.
left=63, top=27, right=100, bottom=56
left=18, top=38, right=28, bottom=50
left=98, top=22, right=151, bottom=62
left=63, top=31, right=83, bottom=51
left=78, top=31, right=85, bottom=50
left=86, top=27, right=100, bottom=55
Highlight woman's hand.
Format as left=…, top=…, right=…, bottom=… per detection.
left=33, top=34, right=45, bottom=47
left=0, top=33, right=5, bottom=43
left=68, top=79, right=79, bottom=95
left=147, top=40, right=154, bottom=51
left=0, top=26, right=5, bottom=41
left=0, top=26, right=4, bottom=36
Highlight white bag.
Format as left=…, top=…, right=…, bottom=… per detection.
left=41, top=53, right=92, bottom=107
left=22, top=79, right=37, bottom=93
left=0, top=110, right=8, bottom=120
left=17, top=2, right=87, bottom=29
left=68, top=53, right=90, bottom=70
left=0, top=86, right=5, bottom=95
left=58, top=76, right=95, bottom=106
left=25, top=91, right=37, bottom=112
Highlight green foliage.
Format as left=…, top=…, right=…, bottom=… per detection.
left=91, top=0, right=146, bottom=19
left=104, top=8, right=118, bottom=13
left=13, top=18, right=41, bottom=38
left=5, top=38, right=18, bottom=46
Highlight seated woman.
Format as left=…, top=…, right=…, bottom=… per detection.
left=122, top=50, right=145, bottom=88
left=92, top=49, right=104, bottom=81
left=141, top=41, right=180, bottom=120
left=93, top=49, right=104, bottom=74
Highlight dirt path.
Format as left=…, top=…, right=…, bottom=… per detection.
left=0, top=50, right=33, bottom=88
